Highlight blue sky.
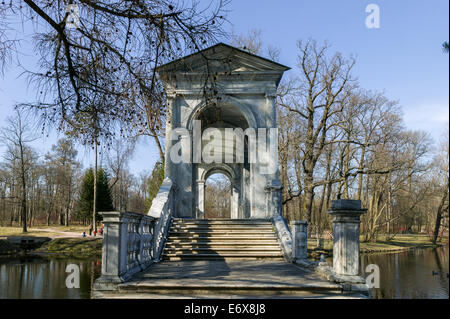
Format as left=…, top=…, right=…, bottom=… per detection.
left=0, top=0, right=448, bottom=175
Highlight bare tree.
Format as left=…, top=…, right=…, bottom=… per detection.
left=0, top=109, right=37, bottom=232
left=432, top=133, right=449, bottom=243
left=1, top=0, right=228, bottom=161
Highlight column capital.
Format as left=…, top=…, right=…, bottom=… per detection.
left=166, top=90, right=178, bottom=99
left=265, top=90, right=277, bottom=99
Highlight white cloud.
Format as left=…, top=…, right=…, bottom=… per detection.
left=402, top=102, right=449, bottom=141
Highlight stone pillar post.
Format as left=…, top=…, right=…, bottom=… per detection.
left=94, top=212, right=127, bottom=290
left=265, top=179, right=283, bottom=217
left=291, top=221, right=308, bottom=261
left=164, top=92, right=176, bottom=180
left=328, top=199, right=367, bottom=282
left=197, top=180, right=205, bottom=219
left=231, top=185, right=239, bottom=219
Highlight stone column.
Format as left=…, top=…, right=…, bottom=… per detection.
left=328, top=199, right=367, bottom=282
left=231, top=185, right=239, bottom=219
left=264, top=90, right=279, bottom=182
left=196, top=180, right=205, bottom=219
left=164, top=92, right=177, bottom=181
left=265, top=179, right=283, bottom=217
left=291, top=221, right=308, bottom=261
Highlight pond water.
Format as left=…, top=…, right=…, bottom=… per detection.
left=0, top=246, right=448, bottom=299
left=0, top=255, right=101, bottom=299
left=361, top=245, right=449, bottom=299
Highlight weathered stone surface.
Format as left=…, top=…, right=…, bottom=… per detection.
left=103, top=260, right=363, bottom=298
left=291, top=221, right=308, bottom=261
left=94, top=211, right=155, bottom=289
left=331, top=199, right=362, bottom=211
left=155, top=43, right=290, bottom=220
left=328, top=199, right=368, bottom=293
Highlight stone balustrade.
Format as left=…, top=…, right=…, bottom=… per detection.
left=94, top=178, right=175, bottom=293
left=148, top=178, right=175, bottom=262
left=94, top=211, right=155, bottom=290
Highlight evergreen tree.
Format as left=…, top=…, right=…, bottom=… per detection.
left=146, top=162, right=164, bottom=209
left=76, top=168, right=114, bottom=223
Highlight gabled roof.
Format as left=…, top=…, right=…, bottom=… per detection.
left=156, top=42, right=290, bottom=74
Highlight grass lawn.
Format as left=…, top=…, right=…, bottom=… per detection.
left=0, top=225, right=89, bottom=238
left=0, top=227, right=63, bottom=238
left=308, top=234, right=448, bottom=258
left=35, top=237, right=103, bottom=258
left=32, top=225, right=88, bottom=232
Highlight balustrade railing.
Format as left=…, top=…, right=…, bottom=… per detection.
left=148, top=178, right=175, bottom=262
left=95, top=212, right=155, bottom=287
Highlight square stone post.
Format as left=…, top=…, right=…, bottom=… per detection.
left=94, top=212, right=127, bottom=291
left=265, top=179, right=283, bottom=217
left=328, top=199, right=367, bottom=283
left=291, top=221, right=308, bottom=261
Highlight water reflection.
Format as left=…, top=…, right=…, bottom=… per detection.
left=362, top=246, right=449, bottom=299
left=0, top=246, right=448, bottom=299
left=0, top=255, right=101, bottom=299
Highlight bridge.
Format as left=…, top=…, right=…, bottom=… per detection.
left=93, top=44, right=369, bottom=299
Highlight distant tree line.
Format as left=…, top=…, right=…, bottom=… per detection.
left=0, top=111, right=161, bottom=228
left=232, top=33, right=449, bottom=244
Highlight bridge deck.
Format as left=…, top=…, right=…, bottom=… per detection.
left=94, top=260, right=367, bottom=299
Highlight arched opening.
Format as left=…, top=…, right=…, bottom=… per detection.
left=204, top=173, right=231, bottom=219
left=192, top=102, right=252, bottom=220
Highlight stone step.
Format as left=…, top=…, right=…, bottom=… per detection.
left=116, top=283, right=343, bottom=298
left=166, top=241, right=280, bottom=249
left=165, top=247, right=282, bottom=252
left=93, top=260, right=361, bottom=299
left=163, top=253, right=284, bottom=261
left=172, top=219, right=271, bottom=225
left=170, top=225, right=274, bottom=230
left=167, top=236, right=278, bottom=241
left=169, top=230, right=275, bottom=235
left=166, top=241, right=280, bottom=248
left=165, top=218, right=282, bottom=261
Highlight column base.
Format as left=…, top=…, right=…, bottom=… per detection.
left=333, top=274, right=366, bottom=284
left=93, top=275, right=124, bottom=292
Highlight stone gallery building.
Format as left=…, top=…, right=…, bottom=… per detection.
left=155, top=43, right=290, bottom=220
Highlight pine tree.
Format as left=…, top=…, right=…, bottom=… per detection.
left=146, top=162, right=164, bottom=209
left=76, top=168, right=114, bottom=224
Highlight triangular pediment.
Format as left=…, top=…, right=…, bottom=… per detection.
left=156, top=43, right=290, bottom=74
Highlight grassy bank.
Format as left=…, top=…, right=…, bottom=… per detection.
left=308, top=234, right=448, bottom=258
left=34, top=238, right=102, bottom=258
left=0, top=225, right=88, bottom=238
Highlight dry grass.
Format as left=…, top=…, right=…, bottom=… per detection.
left=308, top=234, right=448, bottom=258
left=35, top=238, right=103, bottom=258
left=0, top=225, right=88, bottom=238
left=0, top=227, right=62, bottom=238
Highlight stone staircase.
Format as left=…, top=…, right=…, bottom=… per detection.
left=163, top=219, right=284, bottom=261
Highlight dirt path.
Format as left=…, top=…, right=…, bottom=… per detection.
left=29, top=228, right=102, bottom=239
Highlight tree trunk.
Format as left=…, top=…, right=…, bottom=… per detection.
left=433, top=181, right=449, bottom=244
left=93, top=135, right=98, bottom=233
left=20, top=143, right=27, bottom=233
